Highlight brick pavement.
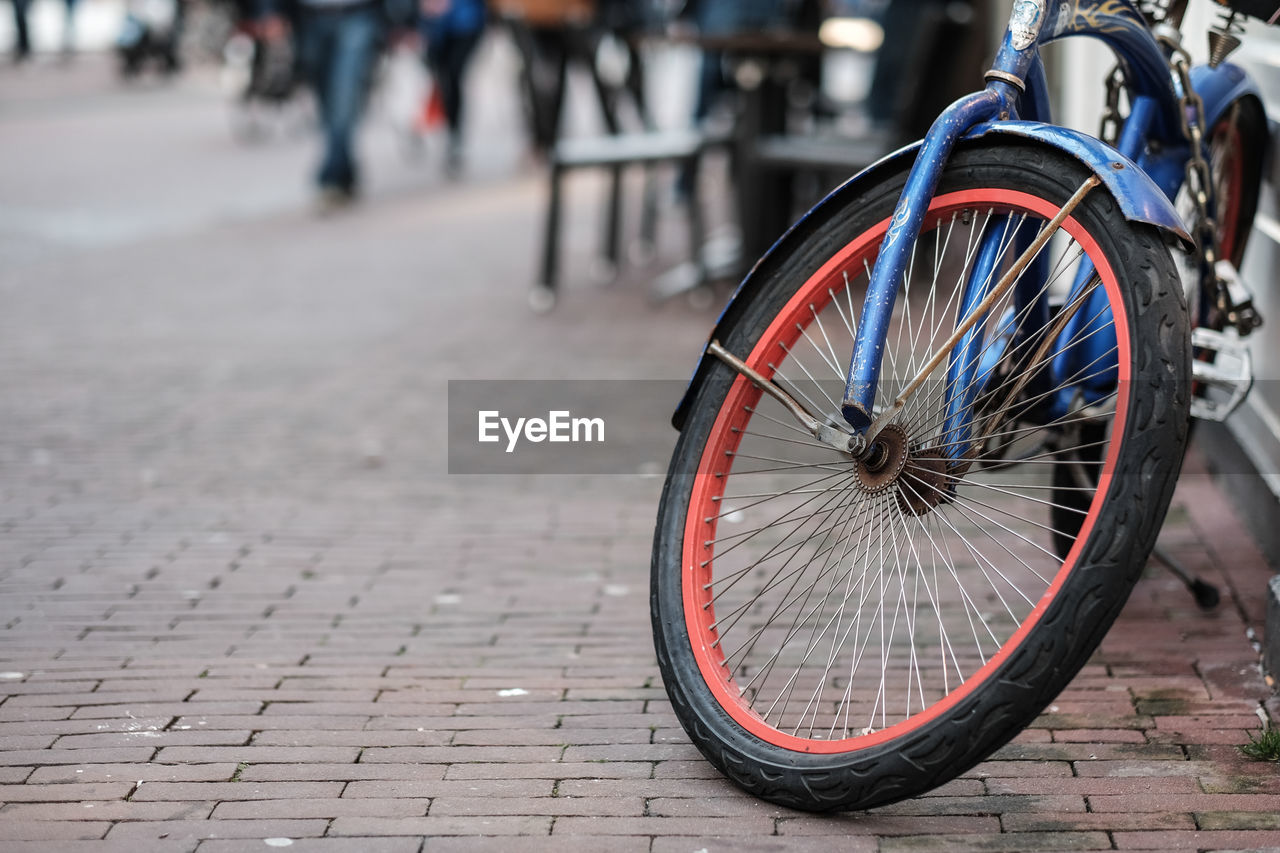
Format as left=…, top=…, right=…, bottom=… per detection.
left=1, top=51, right=1278, bottom=852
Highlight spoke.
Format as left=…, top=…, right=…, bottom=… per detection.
left=900, top=229, right=1087, bottom=440
left=770, top=361, right=840, bottom=424
left=737, top=427, right=845, bottom=452
left=876, top=177, right=1102, bottom=436
left=899, top=475, right=1036, bottom=619
left=706, top=470, right=861, bottom=552
left=916, top=475, right=1066, bottom=564
left=745, top=404, right=815, bottom=439
left=775, top=490, right=882, bottom=730
left=959, top=477, right=1089, bottom=516
left=711, top=481, right=871, bottom=630
left=709, top=473, right=863, bottom=593
left=804, top=305, right=848, bottom=383
left=706, top=466, right=854, bottom=524
left=735, top=497, right=885, bottom=706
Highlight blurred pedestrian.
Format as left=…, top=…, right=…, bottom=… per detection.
left=61, top=0, right=80, bottom=56
left=419, top=0, right=485, bottom=175
left=689, top=0, right=788, bottom=124
left=259, top=0, right=415, bottom=208
left=9, top=0, right=32, bottom=62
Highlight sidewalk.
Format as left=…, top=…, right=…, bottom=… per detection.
left=1, top=50, right=1278, bottom=853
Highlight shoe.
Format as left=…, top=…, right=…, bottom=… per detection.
left=444, top=138, right=463, bottom=178
left=315, top=184, right=355, bottom=214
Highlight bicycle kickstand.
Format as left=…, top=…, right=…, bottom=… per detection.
left=1150, top=544, right=1221, bottom=611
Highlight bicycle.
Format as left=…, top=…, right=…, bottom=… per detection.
left=651, top=0, right=1274, bottom=812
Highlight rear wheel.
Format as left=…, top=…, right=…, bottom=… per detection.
left=652, top=143, right=1190, bottom=811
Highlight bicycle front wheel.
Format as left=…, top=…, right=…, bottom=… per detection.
left=652, top=142, right=1190, bottom=811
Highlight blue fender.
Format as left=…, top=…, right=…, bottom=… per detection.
left=1191, top=61, right=1264, bottom=131
left=672, top=122, right=1192, bottom=430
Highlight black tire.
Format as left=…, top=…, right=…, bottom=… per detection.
left=1206, top=97, right=1265, bottom=273
left=652, top=141, right=1190, bottom=812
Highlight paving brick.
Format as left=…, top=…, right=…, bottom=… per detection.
left=360, top=746, right=563, bottom=763
left=0, top=800, right=215, bottom=821
left=27, top=763, right=238, bottom=783
left=552, top=816, right=776, bottom=835
left=329, top=817, right=552, bottom=836
left=1001, top=812, right=1197, bottom=832
left=70, top=704, right=264, bottom=720
left=129, top=782, right=343, bottom=801
left=0, top=782, right=135, bottom=801
left=1112, top=830, right=1280, bottom=849
left=879, top=832, right=1112, bottom=852
left=104, top=819, right=330, bottom=841
left=874, top=794, right=1086, bottom=816
left=780, top=815, right=1002, bottom=836
left=238, top=764, right=449, bottom=783
left=1051, top=728, right=1149, bottom=743
left=444, top=762, right=654, bottom=781
left=1088, top=793, right=1280, bottom=812
left=249, top=730, right=451, bottom=747
left=199, top=841, right=421, bottom=853
left=0, top=820, right=111, bottom=841
left=0, top=748, right=158, bottom=765
left=54, top=731, right=252, bottom=749
left=0, top=842, right=196, bottom=853
left=0, top=736, right=57, bottom=750
left=154, top=746, right=361, bottom=764
left=985, top=775, right=1201, bottom=795
left=651, top=838, right=878, bottom=853
left=429, top=796, right=644, bottom=817
left=427, top=838, right=648, bottom=853
left=1196, top=811, right=1280, bottom=830
left=967, top=760, right=1073, bottom=778
left=211, top=798, right=429, bottom=819
left=173, top=715, right=369, bottom=731
left=343, top=780, right=554, bottom=798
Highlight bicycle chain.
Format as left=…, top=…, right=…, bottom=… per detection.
left=1099, top=65, right=1126, bottom=146
left=1165, top=42, right=1219, bottom=270
left=1098, top=54, right=1215, bottom=268
left=1166, top=38, right=1263, bottom=333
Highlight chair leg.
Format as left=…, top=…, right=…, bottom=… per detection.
left=685, top=154, right=707, bottom=284
left=638, top=163, right=658, bottom=255
left=599, top=164, right=623, bottom=280
left=533, top=162, right=565, bottom=311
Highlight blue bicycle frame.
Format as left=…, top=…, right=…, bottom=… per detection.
left=836, top=0, right=1259, bottom=436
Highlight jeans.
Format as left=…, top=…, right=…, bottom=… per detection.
left=10, top=0, right=32, bottom=59
left=425, top=28, right=481, bottom=137
left=297, top=3, right=382, bottom=191
left=692, top=0, right=787, bottom=121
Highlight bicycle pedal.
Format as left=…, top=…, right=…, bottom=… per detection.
left=1190, top=326, right=1253, bottom=422
left=1215, top=261, right=1264, bottom=335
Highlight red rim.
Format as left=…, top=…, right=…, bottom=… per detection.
left=1211, top=119, right=1246, bottom=264
left=680, top=188, right=1132, bottom=753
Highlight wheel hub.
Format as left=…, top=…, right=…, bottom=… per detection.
left=855, top=424, right=958, bottom=517
left=855, top=424, right=909, bottom=492
left=896, top=450, right=952, bottom=517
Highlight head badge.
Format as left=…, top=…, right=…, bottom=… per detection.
left=1010, top=0, right=1045, bottom=50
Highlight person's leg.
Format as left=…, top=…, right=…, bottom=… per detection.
left=320, top=5, right=381, bottom=192
left=442, top=29, right=480, bottom=134
left=62, top=0, right=79, bottom=53
left=11, top=0, right=32, bottom=61
left=296, top=12, right=339, bottom=189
